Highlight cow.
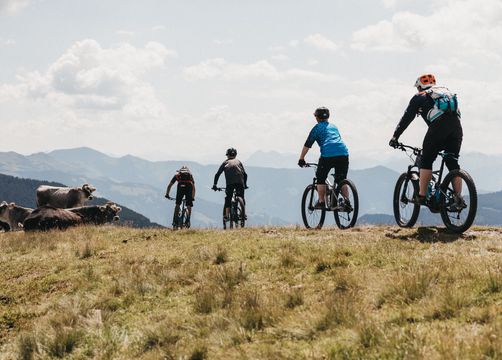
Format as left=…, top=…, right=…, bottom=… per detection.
left=0, top=220, right=10, bottom=232
left=36, top=183, right=96, bottom=208
left=23, top=206, right=83, bottom=232
left=68, top=202, right=121, bottom=225
left=0, top=201, right=34, bottom=231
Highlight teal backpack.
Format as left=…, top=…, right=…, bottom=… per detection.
left=426, top=86, right=460, bottom=122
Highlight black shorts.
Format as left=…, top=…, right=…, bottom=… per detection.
left=176, top=183, right=193, bottom=207
left=316, top=155, right=349, bottom=185
left=225, top=183, right=244, bottom=208
left=422, top=115, right=463, bottom=170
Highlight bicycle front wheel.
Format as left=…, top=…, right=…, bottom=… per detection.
left=439, top=169, right=477, bottom=233
left=231, top=197, right=245, bottom=228
left=393, top=172, right=420, bottom=227
left=301, top=184, right=325, bottom=229
left=333, top=179, right=359, bottom=229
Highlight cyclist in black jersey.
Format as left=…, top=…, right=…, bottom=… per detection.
left=389, top=74, right=464, bottom=207
left=165, top=166, right=196, bottom=227
left=212, top=148, right=248, bottom=221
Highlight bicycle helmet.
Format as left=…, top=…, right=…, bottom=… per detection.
left=226, top=148, right=237, bottom=158
left=179, top=165, right=189, bottom=171
left=314, top=107, right=330, bottom=120
left=414, top=74, right=436, bottom=90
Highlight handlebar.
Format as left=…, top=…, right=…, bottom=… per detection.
left=301, top=162, right=318, bottom=168
left=394, top=142, right=421, bottom=155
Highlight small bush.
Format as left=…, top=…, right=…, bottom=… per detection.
left=47, top=328, right=82, bottom=358
left=285, top=288, right=304, bottom=309
left=194, top=286, right=217, bottom=314
left=17, top=332, right=38, bottom=360
left=214, top=246, right=228, bottom=265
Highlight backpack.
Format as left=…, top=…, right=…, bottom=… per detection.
left=425, top=86, right=460, bottom=122
left=177, top=168, right=192, bottom=182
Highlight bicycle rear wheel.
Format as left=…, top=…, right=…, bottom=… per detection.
left=172, top=207, right=181, bottom=230
left=393, top=172, right=420, bottom=227
left=230, top=197, right=245, bottom=228
left=222, top=206, right=228, bottom=230
left=301, top=184, right=325, bottom=229
left=440, top=169, right=477, bottom=233
left=333, top=179, right=359, bottom=229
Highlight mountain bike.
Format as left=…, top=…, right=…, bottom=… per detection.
left=167, top=197, right=190, bottom=230
left=215, top=187, right=246, bottom=229
left=300, top=163, right=359, bottom=229
left=392, top=142, right=477, bottom=233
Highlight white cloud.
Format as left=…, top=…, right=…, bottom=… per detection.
left=0, top=0, right=29, bottom=15
left=2, top=39, right=177, bottom=120
left=183, top=58, right=338, bottom=82
left=352, top=0, right=502, bottom=55
left=151, top=25, right=166, bottom=31
left=0, top=37, right=15, bottom=46
left=304, top=33, right=339, bottom=52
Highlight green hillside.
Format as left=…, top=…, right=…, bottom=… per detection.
left=1, top=226, right=502, bottom=359
left=0, top=173, right=161, bottom=228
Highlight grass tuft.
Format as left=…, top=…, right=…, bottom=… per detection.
left=17, top=332, right=38, bottom=360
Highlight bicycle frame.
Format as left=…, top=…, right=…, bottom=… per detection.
left=305, top=163, right=341, bottom=211
left=398, top=143, right=457, bottom=211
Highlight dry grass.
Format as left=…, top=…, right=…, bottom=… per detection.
left=1, top=225, right=502, bottom=359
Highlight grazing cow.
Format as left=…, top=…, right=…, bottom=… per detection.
left=36, top=183, right=96, bottom=208
left=23, top=206, right=83, bottom=232
left=68, top=202, right=121, bottom=225
left=0, top=220, right=10, bottom=232
left=0, top=201, right=34, bottom=231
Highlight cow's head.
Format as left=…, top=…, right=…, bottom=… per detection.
left=81, top=183, right=97, bottom=200
left=101, top=202, right=122, bottom=222
left=0, top=201, right=8, bottom=218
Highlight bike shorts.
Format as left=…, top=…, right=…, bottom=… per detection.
left=176, top=183, right=193, bottom=207
left=316, top=155, right=349, bottom=185
left=421, top=115, right=463, bottom=171
left=225, top=183, right=245, bottom=209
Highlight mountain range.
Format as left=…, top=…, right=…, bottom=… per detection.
left=0, top=147, right=501, bottom=228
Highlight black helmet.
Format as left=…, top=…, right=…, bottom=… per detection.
left=226, top=148, right=237, bottom=158
left=314, top=107, right=330, bottom=120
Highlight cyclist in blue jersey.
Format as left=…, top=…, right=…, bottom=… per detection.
left=298, top=107, right=350, bottom=209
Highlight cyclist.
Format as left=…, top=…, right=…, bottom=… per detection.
left=165, top=165, right=196, bottom=227
left=298, top=107, right=350, bottom=209
left=389, top=74, right=465, bottom=209
left=212, top=148, right=248, bottom=221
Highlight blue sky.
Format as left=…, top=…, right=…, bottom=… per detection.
left=1, top=0, right=501, bottom=163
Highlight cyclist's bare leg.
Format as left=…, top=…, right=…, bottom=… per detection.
left=224, top=207, right=230, bottom=219
left=453, top=176, right=462, bottom=195
left=317, top=184, right=327, bottom=204
left=340, top=184, right=349, bottom=199
left=419, top=169, right=432, bottom=197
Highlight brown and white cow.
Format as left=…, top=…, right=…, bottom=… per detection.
left=36, top=183, right=96, bottom=208
left=0, top=220, right=10, bottom=232
left=0, top=201, right=34, bottom=231
left=23, top=206, right=83, bottom=232
left=68, top=202, right=121, bottom=225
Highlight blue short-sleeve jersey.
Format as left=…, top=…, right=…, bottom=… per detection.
left=304, top=121, right=349, bottom=157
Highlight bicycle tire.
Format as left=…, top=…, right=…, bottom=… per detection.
left=333, top=179, right=359, bottom=229
left=439, top=169, right=477, bottom=233
left=301, top=184, right=325, bottom=229
left=232, top=197, right=245, bottom=228
left=222, top=206, right=228, bottom=230
left=393, top=172, right=420, bottom=227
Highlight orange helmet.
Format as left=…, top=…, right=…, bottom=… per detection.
left=414, top=74, right=436, bottom=90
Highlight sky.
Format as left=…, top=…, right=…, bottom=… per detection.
left=1, top=0, right=502, bottom=164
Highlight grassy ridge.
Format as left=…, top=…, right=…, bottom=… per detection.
left=1, top=226, right=502, bottom=359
